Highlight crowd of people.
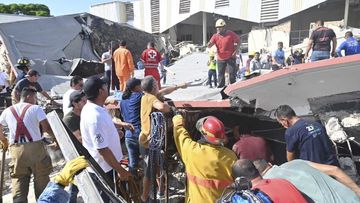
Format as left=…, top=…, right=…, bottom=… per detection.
left=206, top=19, right=360, bottom=86
left=0, top=17, right=359, bottom=203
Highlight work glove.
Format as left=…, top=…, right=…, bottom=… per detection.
left=54, top=156, right=89, bottom=187
left=172, top=115, right=184, bottom=127
left=0, top=138, right=8, bottom=151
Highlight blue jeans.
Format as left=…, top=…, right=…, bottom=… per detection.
left=311, top=51, right=330, bottom=62
left=69, top=184, right=79, bottom=203
left=208, top=69, right=217, bottom=87
left=217, top=58, right=237, bottom=87
left=125, top=136, right=141, bottom=175
left=38, top=182, right=70, bottom=203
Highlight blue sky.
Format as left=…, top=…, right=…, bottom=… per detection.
left=1, top=0, right=115, bottom=16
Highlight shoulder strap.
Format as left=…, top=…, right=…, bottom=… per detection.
left=20, top=104, right=32, bottom=119
left=9, top=104, right=32, bottom=122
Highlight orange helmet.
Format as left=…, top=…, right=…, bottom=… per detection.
left=196, top=116, right=226, bottom=145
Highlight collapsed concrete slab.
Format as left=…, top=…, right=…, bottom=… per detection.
left=0, top=13, right=161, bottom=91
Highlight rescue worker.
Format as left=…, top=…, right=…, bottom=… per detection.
left=38, top=156, right=89, bottom=203
left=141, top=42, right=162, bottom=88
left=336, top=31, right=360, bottom=57
left=172, top=114, right=237, bottom=202
left=0, top=87, right=54, bottom=203
left=139, top=76, right=187, bottom=202
left=113, top=40, right=135, bottom=91
left=207, top=19, right=240, bottom=88
left=62, top=75, right=83, bottom=116
left=14, top=57, right=30, bottom=83
left=12, top=69, right=54, bottom=104
left=305, top=20, right=337, bottom=61
left=232, top=159, right=307, bottom=203
left=275, top=104, right=339, bottom=166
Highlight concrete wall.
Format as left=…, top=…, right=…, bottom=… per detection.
left=90, top=2, right=124, bottom=23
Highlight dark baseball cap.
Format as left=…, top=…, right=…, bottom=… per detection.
left=126, top=77, right=141, bottom=91
left=26, top=69, right=40, bottom=77
left=83, top=76, right=107, bottom=99
left=68, top=91, right=86, bottom=107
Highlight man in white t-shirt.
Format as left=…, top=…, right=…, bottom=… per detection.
left=0, top=87, right=54, bottom=203
left=101, top=46, right=112, bottom=93
left=62, top=75, right=83, bottom=116
left=80, top=76, right=132, bottom=202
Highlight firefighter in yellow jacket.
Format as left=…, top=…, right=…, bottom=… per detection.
left=172, top=114, right=237, bottom=202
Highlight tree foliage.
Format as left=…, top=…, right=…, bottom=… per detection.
left=0, top=3, right=50, bottom=16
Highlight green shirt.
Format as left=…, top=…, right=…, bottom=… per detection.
left=264, top=160, right=359, bottom=203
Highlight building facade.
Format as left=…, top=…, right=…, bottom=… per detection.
left=90, top=0, right=360, bottom=46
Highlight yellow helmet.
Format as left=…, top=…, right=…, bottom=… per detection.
left=249, top=51, right=256, bottom=56
left=209, top=51, right=215, bottom=57
left=215, top=19, right=226, bottom=28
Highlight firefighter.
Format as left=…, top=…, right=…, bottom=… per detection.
left=113, top=40, right=135, bottom=91
left=14, top=57, right=31, bottom=83
left=141, top=42, right=162, bottom=89
left=172, top=114, right=237, bottom=202
left=0, top=87, right=54, bottom=203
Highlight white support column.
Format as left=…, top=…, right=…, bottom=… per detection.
left=202, top=12, right=207, bottom=46
left=344, top=0, right=349, bottom=28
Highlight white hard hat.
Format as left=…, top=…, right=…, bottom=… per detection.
left=215, top=19, right=226, bottom=28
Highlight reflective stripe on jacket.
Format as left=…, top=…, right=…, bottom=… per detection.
left=172, top=115, right=237, bottom=203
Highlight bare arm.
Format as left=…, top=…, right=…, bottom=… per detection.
left=112, top=117, right=134, bottom=131
left=11, top=88, right=20, bottom=103
left=72, top=130, right=82, bottom=143
left=308, top=161, right=360, bottom=196
left=98, top=147, right=132, bottom=180
left=41, top=91, right=52, bottom=101
left=158, top=83, right=187, bottom=97
left=331, top=37, right=337, bottom=57
left=286, top=151, right=296, bottom=161
left=0, top=125, right=6, bottom=143
left=153, top=100, right=171, bottom=113
left=304, top=39, right=313, bottom=59
left=207, top=41, right=215, bottom=48
left=40, top=119, right=56, bottom=140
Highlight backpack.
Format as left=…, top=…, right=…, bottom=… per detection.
left=219, top=189, right=273, bottom=203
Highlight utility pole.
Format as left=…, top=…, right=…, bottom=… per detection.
left=344, top=0, right=349, bottom=28
left=203, top=12, right=207, bottom=46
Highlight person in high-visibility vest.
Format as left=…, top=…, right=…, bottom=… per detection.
left=172, top=114, right=237, bottom=202
left=207, top=53, right=217, bottom=88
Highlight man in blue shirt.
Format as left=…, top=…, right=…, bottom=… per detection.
left=120, top=78, right=143, bottom=175
left=336, top=31, right=360, bottom=57
left=275, top=105, right=339, bottom=166
left=272, top=41, right=285, bottom=70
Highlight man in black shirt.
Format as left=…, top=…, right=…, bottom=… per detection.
left=11, top=70, right=53, bottom=104
left=63, top=91, right=86, bottom=143
left=62, top=91, right=86, bottom=203
left=305, top=20, right=337, bottom=61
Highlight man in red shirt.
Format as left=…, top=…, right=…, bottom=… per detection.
left=232, top=126, right=274, bottom=162
left=141, top=42, right=162, bottom=89
left=232, top=159, right=307, bottom=203
left=207, top=19, right=240, bottom=88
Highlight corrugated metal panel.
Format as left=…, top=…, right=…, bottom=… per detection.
left=215, top=0, right=230, bottom=8
left=151, top=0, right=160, bottom=33
left=260, top=0, right=279, bottom=22
left=179, top=0, right=191, bottom=14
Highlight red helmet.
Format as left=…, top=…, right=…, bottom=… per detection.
left=197, top=116, right=226, bottom=145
